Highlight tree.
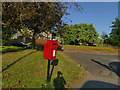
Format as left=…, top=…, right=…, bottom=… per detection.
left=22, top=2, right=65, bottom=48
left=2, top=2, right=63, bottom=47
left=2, top=2, right=83, bottom=48
left=109, top=18, right=120, bottom=48
left=2, top=26, right=14, bottom=45
left=20, top=26, right=30, bottom=43
left=101, top=32, right=108, bottom=40
left=0, top=2, right=1, bottom=46
left=101, top=32, right=108, bottom=44
left=95, top=38, right=104, bottom=46
left=55, top=22, right=68, bottom=49
left=0, top=33, right=1, bottom=46
left=64, top=24, right=76, bottom=44
left=2, top=2, right=24, bottom=45
left=64, top=23, right=99, bottom=45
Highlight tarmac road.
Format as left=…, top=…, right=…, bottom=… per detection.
left=64, top=51, right=120, bottom=88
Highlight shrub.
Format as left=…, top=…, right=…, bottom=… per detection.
left=82, top=42, right=87, bottom=46
left=2, top=46, right=25, bottom=54
left=35, top=43, right=44, bottom=50
left=3, top=40, right=17, bottom=46
left=35, top=43, right=62, bottom=51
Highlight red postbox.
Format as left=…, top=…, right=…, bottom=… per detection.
left=43, top=40, right=58, bottom=60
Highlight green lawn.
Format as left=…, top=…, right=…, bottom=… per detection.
left=2, top=49, right=87, bottom=88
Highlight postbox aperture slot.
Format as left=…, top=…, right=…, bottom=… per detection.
left=53, top=43, right=57, bottom=45
left=52, top=45, right=57, bottom=49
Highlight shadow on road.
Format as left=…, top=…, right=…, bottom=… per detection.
left=53, top=71, right=67, bottom=89
left=91, top=59, right=120, bottom=77
left=81, top=80, right=120, bottom=88
left=2, top=51, right=36, bottom=72
left=109, top=62, right=120, bottom=77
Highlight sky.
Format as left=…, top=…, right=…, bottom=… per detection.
left=61, top=2, right=118, bottom=38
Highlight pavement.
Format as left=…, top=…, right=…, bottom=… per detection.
left=64, top=51, right=120, bottom=88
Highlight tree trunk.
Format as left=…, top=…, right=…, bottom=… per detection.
left=32, top=33, right=36, bottom=49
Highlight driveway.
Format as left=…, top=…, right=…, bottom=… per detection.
left=64, top=51, right=120, bottom=88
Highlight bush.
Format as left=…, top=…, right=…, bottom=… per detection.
left=35, top=43, right=44, bottom=50
left=35, top=43, right=62, bottom=51
left=82, top=42, right=87, bottom=46
left=2, top=46, right=25, bottom=54
left=112, top=45, right=119, bottom=49
left=3, top=40, right=17, bottom=46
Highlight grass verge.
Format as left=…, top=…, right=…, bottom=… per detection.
left=2, top=49, right=87, bottom=88
left=90, top=49, right=115, bottom=52
left=64, top=45, right=118, bottom=52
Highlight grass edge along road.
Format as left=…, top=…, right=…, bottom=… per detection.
left=2, top=49, right=88, bottom=88
left=64, top=45, right=118, bottom=55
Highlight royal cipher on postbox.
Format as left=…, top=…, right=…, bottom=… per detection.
left=43, top=40, right=58, bottom=60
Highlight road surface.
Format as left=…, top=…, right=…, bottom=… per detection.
left=64, top=51, right=120, bottom=88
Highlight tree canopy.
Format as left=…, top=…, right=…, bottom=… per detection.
left=109, top=18, right=120, bottom=47
left=101, top=32, right=108, bottom=40
left=2, top=2, right=83, bottom=47
left=64, top=23, right=99, bottom=44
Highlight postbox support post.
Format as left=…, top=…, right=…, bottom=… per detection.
left=47, top=59, right=50, bottom=82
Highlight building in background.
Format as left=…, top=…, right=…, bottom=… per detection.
left=11, top=30, right=61, bottom=44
